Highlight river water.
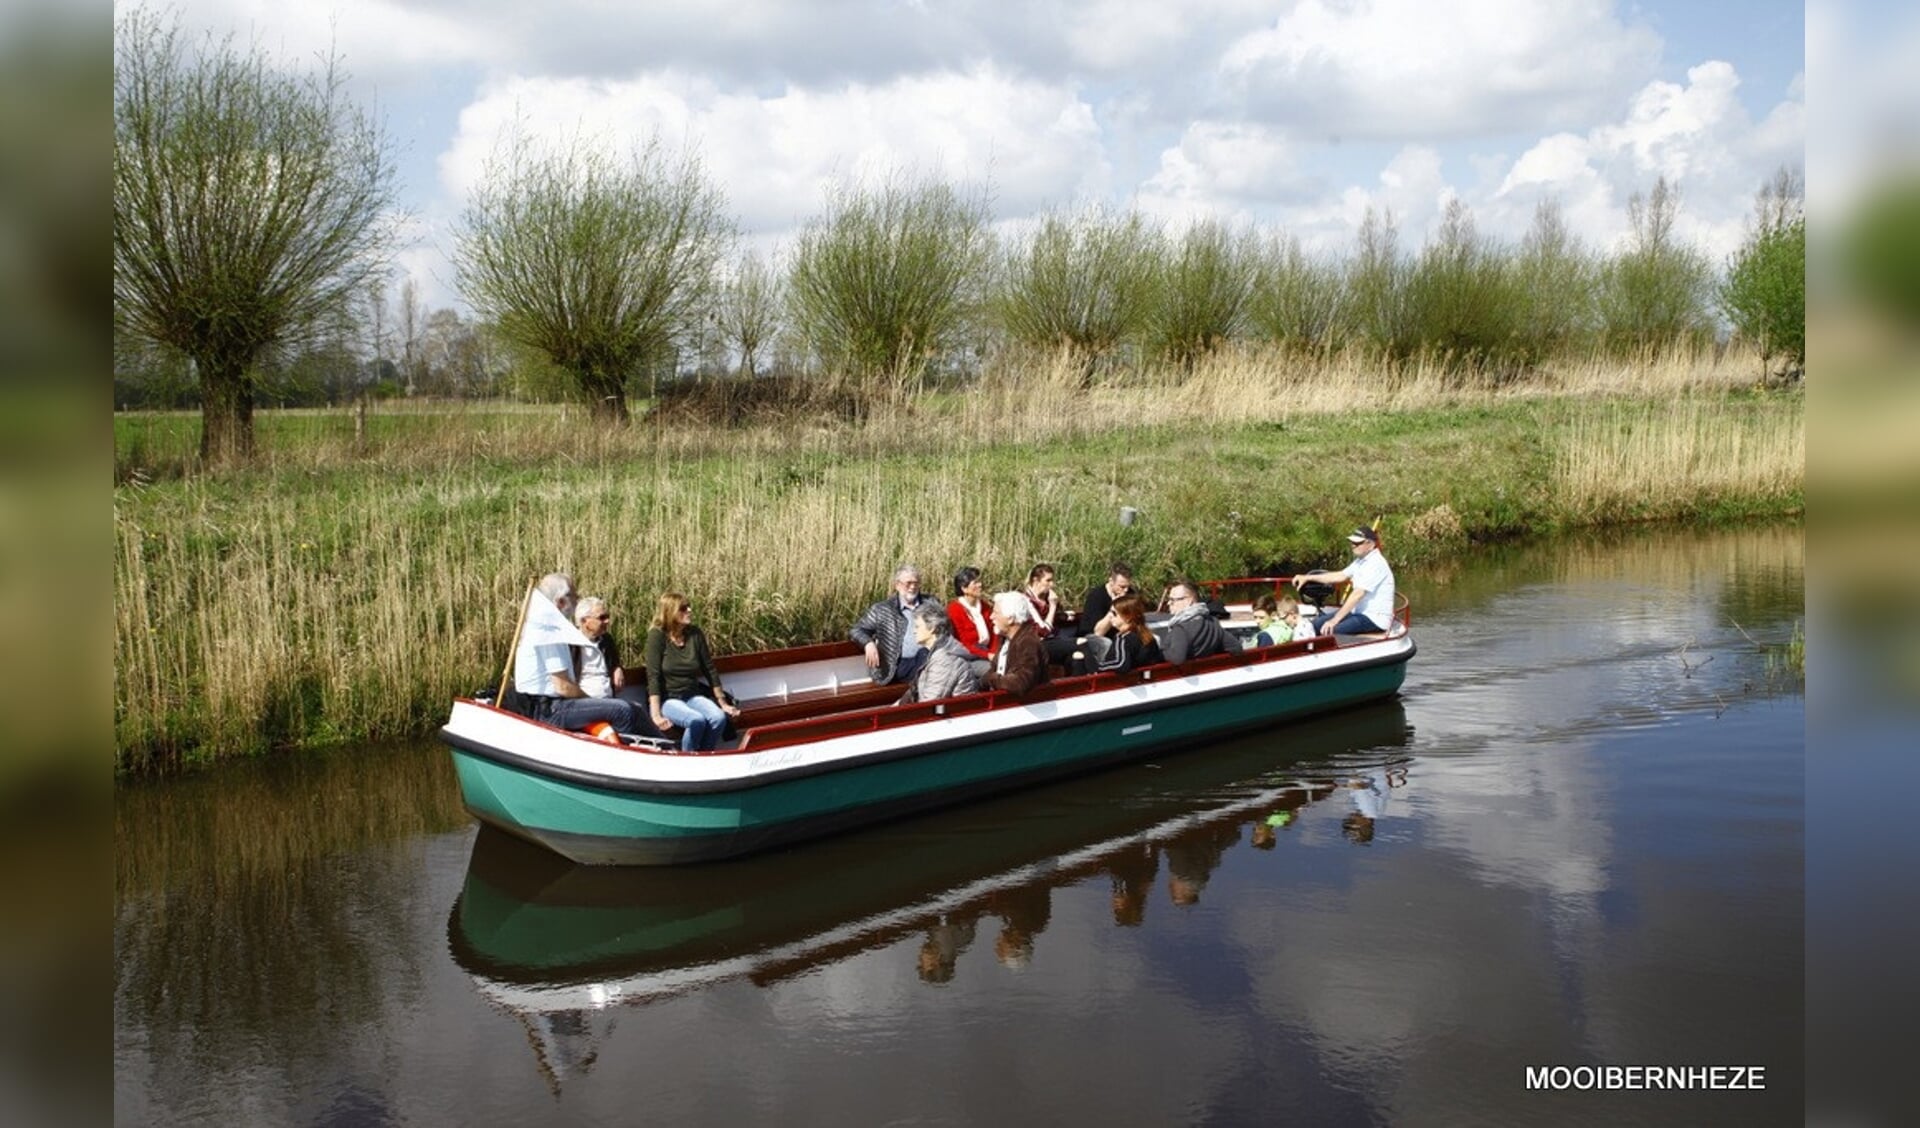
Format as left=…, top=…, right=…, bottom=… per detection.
left=114, top=525, right=1804, bottom=1126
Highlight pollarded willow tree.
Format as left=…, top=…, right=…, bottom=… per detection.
left=1511, top=198, right=1599, bottom=363
left=1248, top=233, right=1346, bottom=354
left=992, top=207, right=1161, bottom=383
left=113, top=8, right=398, bottom=466
left=1154, top=219, right=1260, bottom=369
left=716, top=252, right=782, bottom=378
left=1401, top=198, right=1523, bottom=370
left=454, top=135, right=733, bottom=422
left=785, top=174, right=993, bottom=393
left=1599, top=176, right=1715, bottom=354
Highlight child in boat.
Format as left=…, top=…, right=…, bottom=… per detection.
left=1251, top=592, right=1315, bottom=646
left=1283, top=595, right=1315, bottom=642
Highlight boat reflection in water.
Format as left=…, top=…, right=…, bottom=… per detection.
left=446, top=700, right=1409, bottom=1085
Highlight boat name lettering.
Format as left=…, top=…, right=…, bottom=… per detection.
left=749, top=749, right=807, bottom=771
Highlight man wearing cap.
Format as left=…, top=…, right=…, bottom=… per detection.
left=1293, top=525, right=1397, bottom=637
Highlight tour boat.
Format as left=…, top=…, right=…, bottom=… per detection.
left=439, top=578, right=1414, bottom=865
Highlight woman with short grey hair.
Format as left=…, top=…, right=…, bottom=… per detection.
left=901, top=602, right=982, bottom=704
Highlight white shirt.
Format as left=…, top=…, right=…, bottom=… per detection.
left=1349, top=549, right=1396, bottom=631
left=576, top=641, right=612, bottom=698
left=514, top=641, right=573, bottom=696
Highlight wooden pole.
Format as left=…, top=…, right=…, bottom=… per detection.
left=498, top=579, right=536, bottom=704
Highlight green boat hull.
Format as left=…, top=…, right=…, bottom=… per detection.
left=451, top=652, right=1409, bottom=864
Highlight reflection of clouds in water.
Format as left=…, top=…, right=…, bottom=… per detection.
left=766, top=939, right=924, bottom=1032
left=1226, top=654, right=1627, bottom=1091
left=1412, top=752, right=1612, bottom=903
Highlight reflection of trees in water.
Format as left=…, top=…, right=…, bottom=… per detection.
left=115, top=743, right=466, bottom=900
left=114, top=744, right=469, bottom=1106
left=1413, top=524, right=1802, bottom=625
left=116, top=848, right=418, bottom=1073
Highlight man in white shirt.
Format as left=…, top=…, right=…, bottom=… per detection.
left=513, top=572, right=641, bottom=734
left=1293, top=525, right=1397, bottom=637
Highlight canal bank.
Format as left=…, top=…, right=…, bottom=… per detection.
left=114, top=389, right=1801, bottom=770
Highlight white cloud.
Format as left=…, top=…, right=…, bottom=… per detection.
left=439, top=65, right=1108, bottom=237
left=1491, top=60, right=1805, bottom=257
left=1220, top=0, right=1661, bottom=141
left=1136, top=121, right=1319, bottom=227
left=149, top=0, right=495, bottom=85
left=143, top=2, right=1803, bottom=312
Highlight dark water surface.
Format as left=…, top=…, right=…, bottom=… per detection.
left=115, top=526, right=1805, bottom=1126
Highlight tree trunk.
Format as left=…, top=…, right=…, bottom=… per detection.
left=198, top=355, right=255, bottom=467
left=580, top=368, right=630, bottom=424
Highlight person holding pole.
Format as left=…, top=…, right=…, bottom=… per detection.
left=511, top=572, right=643, bottom=736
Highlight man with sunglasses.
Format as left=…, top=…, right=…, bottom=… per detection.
left=1158, top=580, right=1243, bottom=665
left=1294, top=525, right=1397, bottom=637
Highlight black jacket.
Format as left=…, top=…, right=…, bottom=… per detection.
left=850, top=594, right=943, bottom=685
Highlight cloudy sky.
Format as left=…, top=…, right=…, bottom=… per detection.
left=139, top=0, right=1806, bottom=312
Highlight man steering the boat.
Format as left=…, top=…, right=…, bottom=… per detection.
left=851, top=564, right=944, bottom=685
left=1294, top=524, right=1397, bottom=637
left=514, top=572, right=645, bottom=736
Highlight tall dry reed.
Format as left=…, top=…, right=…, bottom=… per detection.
left=1553, top=397, right=1804, bottom=520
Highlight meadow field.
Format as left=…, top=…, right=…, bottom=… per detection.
left=113, top=347, right=1802, bottom=771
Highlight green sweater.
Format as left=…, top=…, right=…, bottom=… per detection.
left=643, top=625, right=726, bottom=703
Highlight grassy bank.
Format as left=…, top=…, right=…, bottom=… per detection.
left=114, top=348, right=1802, bottom=772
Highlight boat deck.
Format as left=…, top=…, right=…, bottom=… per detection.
left=529, top=584, right=1400, bottom=753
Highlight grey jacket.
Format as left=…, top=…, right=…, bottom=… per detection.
left=902, top=637, right=983, bottom=704
left=850, top=593, right=943, bottom=684
left=1159, top=604, right=1244, bottom=665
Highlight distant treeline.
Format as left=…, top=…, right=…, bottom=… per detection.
left=114, top=169, right=1806, bottom=413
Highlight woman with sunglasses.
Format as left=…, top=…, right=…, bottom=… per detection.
left=644, top=591, right=741, bottom=752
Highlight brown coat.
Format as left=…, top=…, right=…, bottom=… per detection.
left=985, top=627, right=1051, bottom=697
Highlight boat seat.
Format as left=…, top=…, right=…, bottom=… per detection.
left=734, top=679, right=903, bottom=729
left=1333, top=632, right=1388, bottom=644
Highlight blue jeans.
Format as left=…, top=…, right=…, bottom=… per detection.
left=546, top=696, right=640, bottom=735
left=662, top=695, right=728, bottom=751
left=1312, top=610, right=1383, bottom=636
left=892, top=650, right=928, bottom=686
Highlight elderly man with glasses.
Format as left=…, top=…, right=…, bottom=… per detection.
left=850, top=564, right=943, bottom=686
left=1158, top=580, right=1243, bottom=665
